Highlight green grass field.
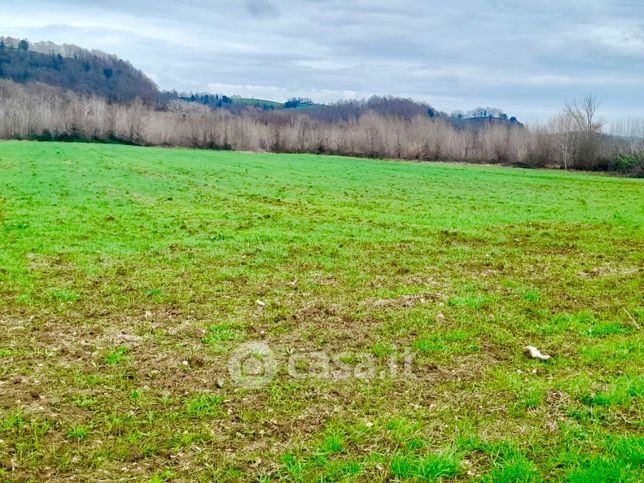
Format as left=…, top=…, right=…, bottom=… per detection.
left=0, top=141, right=642, bottom=481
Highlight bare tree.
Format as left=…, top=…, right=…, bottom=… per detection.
left=565, top=94, right=603, bottom=168
left=549, top=111, right=576, bottom=169
left=566, top=94, right=600, bottom=132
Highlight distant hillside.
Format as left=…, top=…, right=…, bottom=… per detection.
left=0, top=36, right=158, bottom=103
left=0, top=37, right=523, bottom=128
left=160, top=92, right=315, bottom=112
left=161, top=90, right=524, bottom=129
left=450, top=116, right=523, bottom=130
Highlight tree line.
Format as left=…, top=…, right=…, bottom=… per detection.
left=0, top=80, right=642, bottom=175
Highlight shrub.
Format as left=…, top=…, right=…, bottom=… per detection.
left=615, top=153, right=644, bottom=177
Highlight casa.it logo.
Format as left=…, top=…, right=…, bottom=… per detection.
left=227, top=341, right=416, bottom=389
left=227, top=342, right=277, bottom=389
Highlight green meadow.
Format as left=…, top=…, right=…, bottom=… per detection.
left=0, top=140, right=642, bottom=481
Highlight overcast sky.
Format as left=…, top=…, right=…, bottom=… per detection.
left=2, top=0, right=643, bottom=122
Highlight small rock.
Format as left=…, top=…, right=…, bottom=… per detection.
left=524, top=346, right=551, bottom=361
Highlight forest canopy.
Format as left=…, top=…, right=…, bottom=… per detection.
left=0, top=36, right=158, bottom=103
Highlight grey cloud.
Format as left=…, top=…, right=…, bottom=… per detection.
left=245, top=0, right=280, bottom=19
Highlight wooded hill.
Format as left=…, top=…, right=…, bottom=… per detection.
left=0, top=36, right=158, bottom=104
